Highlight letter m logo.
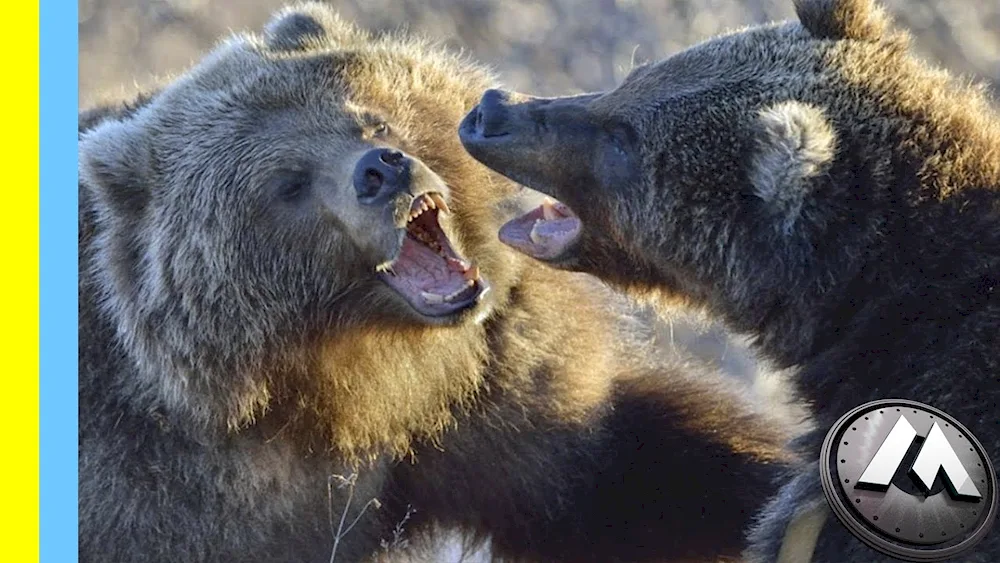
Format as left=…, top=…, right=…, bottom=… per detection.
left=857, top=416, right=982, bottom=499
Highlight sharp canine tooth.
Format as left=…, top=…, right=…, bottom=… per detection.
left=463, top=264, right=480, bottom=281
left=429, top=193, right=451, bottom=214
left=542, top=199, right=557, bottom=220
left=421, top=291, right=444, bottom=304
left=425, top=195, right=436, bottom=209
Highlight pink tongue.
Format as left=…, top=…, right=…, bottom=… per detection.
left=498, top=204, right=581, bottom=260
left=393, top=238, right=468, bottom=295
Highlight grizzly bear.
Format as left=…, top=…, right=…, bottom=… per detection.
left=78, top=3, right=793, bottom=562
left=459, top=0, right=1000, bottom=561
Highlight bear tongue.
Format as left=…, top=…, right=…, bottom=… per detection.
left=392, top=236, right=477, bottom=303
left=378, top=199, right=487, bottom=314
left=499, top=199, right=582, bottom=261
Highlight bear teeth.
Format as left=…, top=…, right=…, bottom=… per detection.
left=446, top=282, right=475, bottom=302
left=541, top=198, right=558, bottom=220
left=407, top=193, right=448, bottom=222
left=420, top=291, right=444, bottom=304
left=420, top=287, right=468, bottom=305
left=529, top=219, right=544, bottom=244
left=428, top=193, right=450, bottom=214
left=419, top=280, right=476, bottom=305
left=463, top=264, right=480, bottom=281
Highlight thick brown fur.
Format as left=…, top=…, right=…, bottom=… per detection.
left=78, top=3, right=793, bottom=562
left=459, top=0, right=1000, bottom=561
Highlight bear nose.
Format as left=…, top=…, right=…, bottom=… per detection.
left=472, top=89, right=512, bottom=138
left=353, top=148, right=411, bottom=205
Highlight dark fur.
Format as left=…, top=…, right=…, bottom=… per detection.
left=78, top=3, right=792, bottom=562
left=458, top=1, right=1000, bottom=561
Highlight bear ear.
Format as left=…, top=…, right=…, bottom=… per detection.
left=794, top=0, right=891, bottom=41
left=79, top=117, right=152, bottom=216
left=262, top=2, right=361, bottom=52
left=747, top=101, right=837, bottom=233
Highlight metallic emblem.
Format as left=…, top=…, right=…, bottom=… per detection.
left=820, top=399, right=998, bottom=561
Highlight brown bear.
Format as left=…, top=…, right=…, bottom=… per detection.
left=78, top=3, right=793, bottom=562
left=459, top=0, right=1000, bottom=561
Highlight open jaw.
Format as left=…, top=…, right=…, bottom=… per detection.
left=377, top=192, right=490, bottom=318
left=498, top=197, right=582, bottom=261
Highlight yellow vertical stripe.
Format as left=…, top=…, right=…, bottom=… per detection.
left=3, top=0, right=41, bottom=561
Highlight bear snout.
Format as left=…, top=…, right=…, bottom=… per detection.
left=471, top=88, right=514, bottom=138
left=460, top=88, right=543, bottom=147
left=353, top=147, right=413, bottom=206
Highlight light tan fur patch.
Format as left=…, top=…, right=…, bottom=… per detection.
left=776, top=500, right=829, bottom=563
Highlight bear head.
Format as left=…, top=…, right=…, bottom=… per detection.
left=79, top=2, right=526, bottom=460
left=459, top=0, right=1000, bottom=361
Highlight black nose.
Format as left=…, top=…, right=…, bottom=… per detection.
left=472, top=89, right=512, bottom=138
left=353, top=148, right=411, bottom=205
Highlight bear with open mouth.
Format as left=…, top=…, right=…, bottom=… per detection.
left=77, top=3, right=795, bottom=562
left=460, top=0, right=1000, bottom=561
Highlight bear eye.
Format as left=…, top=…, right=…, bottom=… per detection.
left=604, top=131, right=631, bottom=161
left=610, top=136, right=628, bottom=157
left=606, top=124, right=636, bottom=155
left=598, top=126, right=638, bottom=187
left=371, top=121, right=391, bottom=139
left=273, top=170, right=312, bottom=203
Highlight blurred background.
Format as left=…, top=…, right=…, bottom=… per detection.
left=80, top=0, right=999, bottom=106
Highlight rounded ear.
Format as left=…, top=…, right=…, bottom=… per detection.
left=748, top=101, right=837, bottom=234
left=262, top=2, right=364, bottom=53
left=79, top=116, right=152, bottom=218
left=794, top=0, right=892, bottom=41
